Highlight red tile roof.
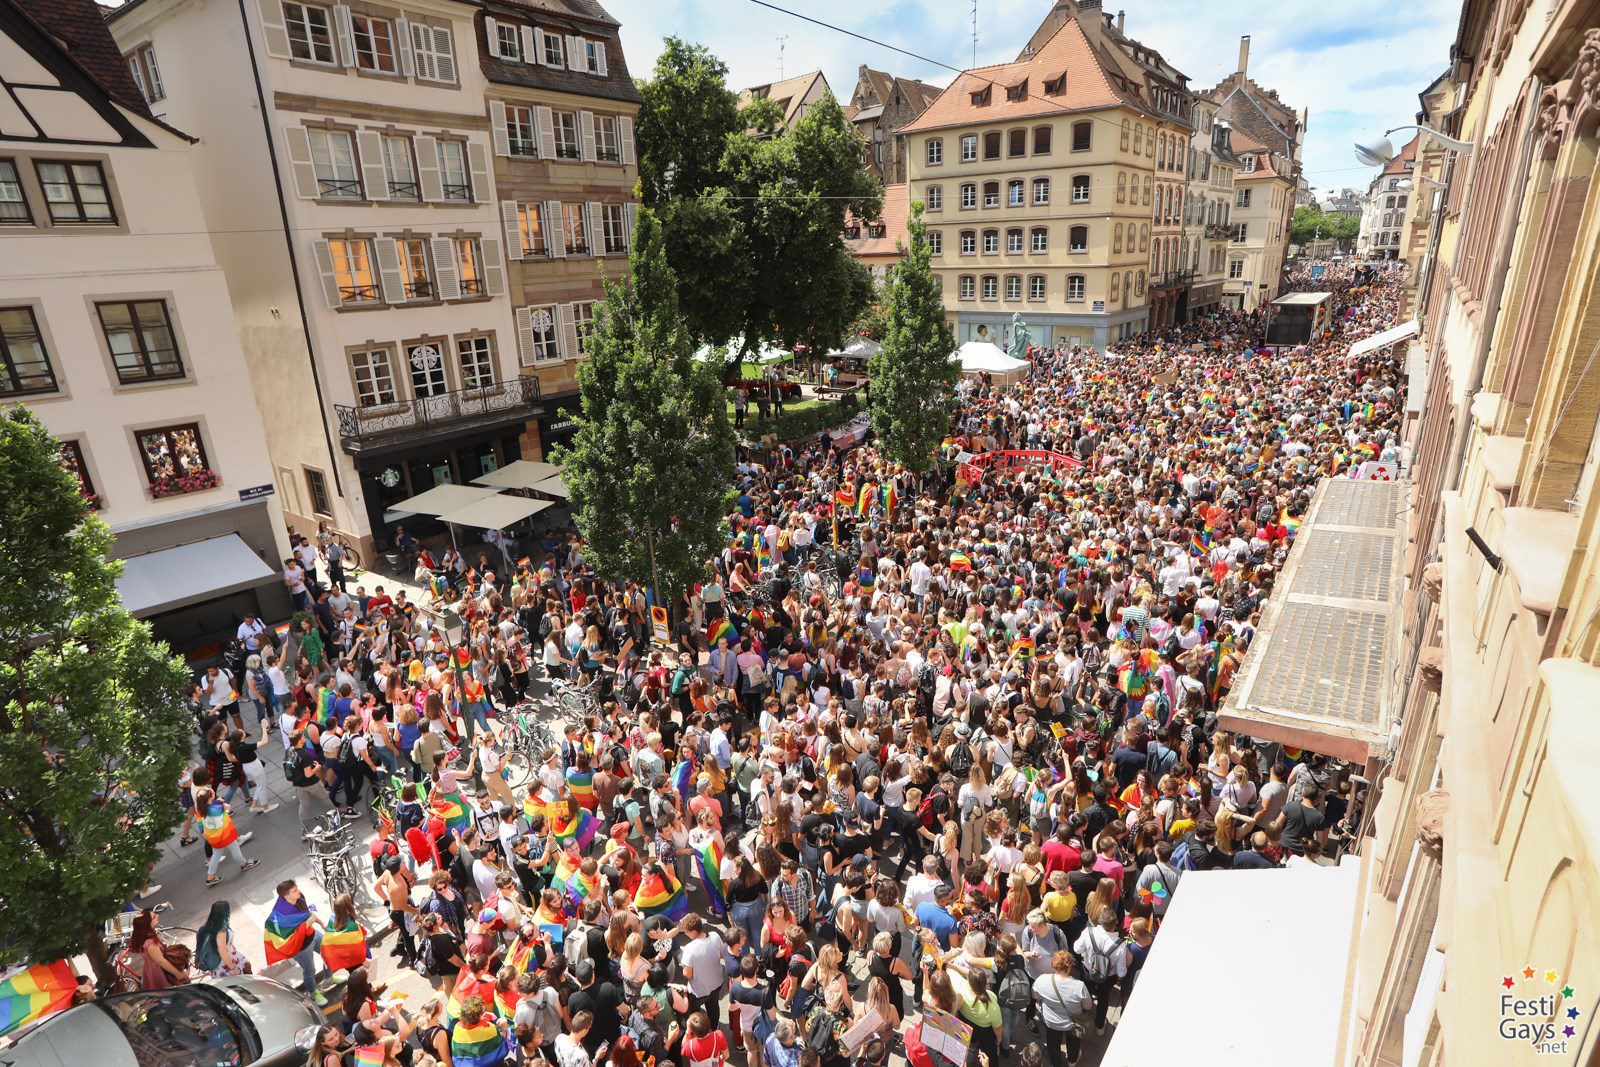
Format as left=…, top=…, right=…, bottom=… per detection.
left=20, top=0, right=150, bottom=117
left=1382, top=134, right=1420, bottom=175
left=847, top=183, right=910, bottom=259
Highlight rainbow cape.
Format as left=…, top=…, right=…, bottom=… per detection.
left=856, top=566, right=875, bottom=591
left=0, top=961, right=76, bottom=1036
left=320, top=922, right=368, bottom=972
left=565, top=865, right=602, bottom=912
left=452, top=646, right=473, bottom=671
left=549, top=848, right=581, bottom=901
left=670, top=758, right=695, bottom=804
left=1118, top=650, right=1159, bottom=700
left=1009, top=636, right=1035, bottom=660
left=507, top=936, right=539, bottom=976
left=522, top=788, right=548, bottom=827
left=856, top=481, right=875, bottom=517
left=1279, top=508, right=1302, bottom=535
left=431, top=790, right=470, bottom=836
left=549, top=804, right=596, bottom=852
left=754, top=538, right=773, bottom=569
left=447, top=969, right=493, bottom=1020
left=534, top=901, right=567, bottom=944
left=696, top=836, right=728, bottom=916
left=494, top=987, right=520, bottom=1021
left=353, top=1046, right=386, bottom=1067
left=316, top=686, right=336, bottom=726
left=881, top=484, right=898, bottom=518
left=450, top=1018, right=510, bottom=1067
left=200, top=799, right=238, bottom=849
left=263, top=896, right=313, bottom=964
left=706, top=618, right=737, bottom=648
left=949, top=551, right=972, bottom=572
left=635, top=866, right=689, bottom=922
left=835, top=486, right=857, bottom=509
left=565, top=768, right=596, bottom=808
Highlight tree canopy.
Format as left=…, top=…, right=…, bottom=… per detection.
left=1291, top=204, right=1361, bottom=247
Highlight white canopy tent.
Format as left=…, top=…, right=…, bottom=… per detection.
left=388, top=483, right=502, bottom=517
left=437, top=495, right=553, bottom=531
left=826, top=336, right=881, bottom=360
left=1347, top=319, right=1420, bottom=360
left=951, top=341, right=1030, bottom=385
left=693, top=341, right=792, bottom=366
left=471, top=459, right=564, bottom=491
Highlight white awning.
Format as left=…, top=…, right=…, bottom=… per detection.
left=1102, top=861, right=1361, bottom=1067
left=389, top=483, right=502, bottom=516
left=531, top=475, right=570, bottom=499
left=116, top=534, right=277, bottom=618
left=438, top=495, right=553, bottom=531
left=471, top=460, right=564, bottom=491
left=1347, top=318, right=1420, bottom=360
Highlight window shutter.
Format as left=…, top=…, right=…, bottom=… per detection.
left=258, top=0, right=292, bottom=58
left=594, top=41, right=607, bottom=76
left=332, top=4, right=356, bottom=66
left=414, top=134, right=443, bottom=201
left=618, top=115, right=635, bottom=166
left=559, top=303, right=579, bottom=359
left=428, top=237, right=461, bottom=300
left=536, top=106, right=556, bottom=160
left=145, top=48, right=165, bottom=98
left=395, top=17, right=415, bottom=76
left=624, top=202, right=638, bottom=249
left=409, top=21, right=434, bottom=80
left=501, top=200, right=523, bottom=258
left=519, top=26, right=537, bottom=65
left=585, top=201, right=601, bottom=257
left=484, top=16, right=500, bottom=58
left=565, top=35, right=584, bottom=72
left=488, top=100, right=511, bottom=158
left=311, top=239, right=342, bottom=306
left=515, top=307, right=536, bottom=365
left=481, top=238, right=507, bottom=296
left=431, top=26, right=457, bottom=82
left=545, top=200, right=565, bottom=258
left=283, top=126, right=319, bottom=199
left=374, top=237, right=404, bottom=303
left=579, top=110, right=596, bottom=162
left=356, top=130, right=390, bottom=201
left=467, top=141, right=492, bottom=202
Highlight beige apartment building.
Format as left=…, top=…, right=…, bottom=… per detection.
left=1184, top=96, right=1238, bottom=316
left=902, top=15, right=1159, bottom=350
left=1, top=0, right=289, bottom=654
left=1223, top=129, right=1294, bottom=310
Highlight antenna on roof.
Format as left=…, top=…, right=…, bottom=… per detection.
left=777, top=35, right=789, bottom=80
left=970, top=0, right=978, bottom=69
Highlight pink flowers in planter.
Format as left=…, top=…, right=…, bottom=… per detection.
left=150, top=468, right=220, bottom=498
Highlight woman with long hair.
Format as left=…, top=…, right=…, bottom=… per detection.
left=130, top=910, right=187, bottom=991
left=195, top=900, right=250, bottom=978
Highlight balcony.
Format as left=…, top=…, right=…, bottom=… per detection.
left=1205, top=224, right=1232, bottom=240
left=1148, top=269, right=1196, bottom=290
left=333, top=375, right=542, bottom=455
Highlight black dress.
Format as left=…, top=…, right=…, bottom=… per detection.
left=868, top=951, right=905, bottom=1020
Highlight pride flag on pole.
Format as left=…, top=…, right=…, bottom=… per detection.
left=263, top=897, right=313, bottom=964
left=696, top=835, right=728, bottom=916
left=0, top=961, right=76, bottom=1036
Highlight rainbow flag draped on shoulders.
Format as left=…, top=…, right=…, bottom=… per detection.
left=949, top=551, right=972, bottom=572
left=447, top=969, right=494, bottom=1020
left=549, top=804, right=596, bottom=852
left=635, top=866, right=689, bottom=922
left=315, top=686, right=336, bottom=726
left=565, top=864, right=602, bottom=912
left=706, top=617, right=737, bottom=648
left=353, top=1046, right=386, bottom=1067
left=0, top=961, right=77, bottom=1036
left=1009, top=636, right=1035, bottom=660
left=431, top=790, right=471, bottom=836
left=450, top=1017, right=510, bottom=1067
left=695, top=836, right=728, bottom=916
left=320, top=922, right=369, bottom=972
left=670, top=758, right=696, bottom=804
left=880, top=483, right=898, bottom=518
left=565, top=768, right=596, bottom=810
left=534, top=901, right=567, bottom=944
left=200, top=799, right=239, bottom=849
left=507, top=936, right=539, bottom=976
left=856, top=481, right=876, bottom=517
left=1279, top=508, right=1302, bottom=536
left=835, top=485, right=857, bottom=510
left=263, top=897, right=313, bottom=964
left=522, top=788, right=548, bottom=827
left=549, top=848, right=581, bottom=901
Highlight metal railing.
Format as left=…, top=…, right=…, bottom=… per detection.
left=442, top=184, right=472, bottom=202
left=333, top=375, right=541, bottom=450
left=388, top=181, right=420, bottom=200
left=1148, top=269, right=1197, bottom=289
left=318, top=178, right=362, bottom=199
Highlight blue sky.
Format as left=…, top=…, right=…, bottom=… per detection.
left=600, top=0, right=1462, bottom=197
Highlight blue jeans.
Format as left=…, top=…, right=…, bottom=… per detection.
left=461, top=703, right=490, bottom=742
left=729, top=897, right=765, bottom=952
left=293, top=929, right=324, bottom=992
left=373, top=746, right=398, bottom=775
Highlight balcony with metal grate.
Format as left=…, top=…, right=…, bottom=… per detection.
left=333, top=376, right=541, bottom=455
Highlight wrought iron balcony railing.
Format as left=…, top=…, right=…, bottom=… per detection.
left=333, top=375, right=542, bottom=452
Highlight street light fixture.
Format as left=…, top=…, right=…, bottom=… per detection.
left=1354, top=125, right=1476, bottom=167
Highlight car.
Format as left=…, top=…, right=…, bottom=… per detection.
left=0, top=976, right=320, bottom=1067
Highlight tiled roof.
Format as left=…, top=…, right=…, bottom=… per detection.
left=847, top=182, right=909, bottom=259
left=1381, top=134, right=1420, bottom=175
left=480, top=1, right=641, bottom=104
left=498, top=0, right=619, bottom=27
left=740, top=71, right=828, bottom=129
left=901, top=18, right=1134, bottom=135
left=25, top=0, right=150, bottom=117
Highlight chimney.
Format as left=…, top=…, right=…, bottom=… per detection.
left=1116, top=9, right=1125, bottom=32
left=1237, top=35, right=1250, bottom=76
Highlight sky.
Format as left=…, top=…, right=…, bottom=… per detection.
left=599, top=0, right=1462, bottom=196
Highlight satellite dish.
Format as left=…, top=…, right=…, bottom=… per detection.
left=1354, top=137, right=1395, bottom=167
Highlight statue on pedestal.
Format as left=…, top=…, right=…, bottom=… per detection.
left=1007, top=312, right=1032, bottom=357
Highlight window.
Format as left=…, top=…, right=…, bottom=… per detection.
left=571, top=301, right=596, bottom=355
left=983, top=181, right=1000, bottom=209
left=926, top=138, right=943, bottom=165
left=1066, top=275, right=1085, bottom=300
left=960, top=135, right=977, bottom=162
left=495, top=23, right=521, bottom=61
left=437, top=140, right=469, bottom=200
left=0, top=160, right=27, bottom=223
left=1008, top=180, right=1024, bottom=207
left=595, top=115, right=620, bottom=162
left=983, top=132, right=1002, bottom=160
left=1146, top=129, right=1155, bottom=157
left=1135, top=270, right=1145, bottom=296
left=97, top=300, right=182, bottom=384
left=958, top=276, right=975, bottom=299
left=1004, top=275, right=1022, bottom=300
left=59, top=439, right=97, bottom=507
left=1113, top=223, right=1122, bottom=254
left=381, top=135, right=417, bottom=199
left=352, top=14, right=397, bottom=73
left=284, top=1, right=336, bottom=64
left=397, top=238, right=433, bottom=301
left=981, top=275, right=998, bottom=299
left=517, top=203, right=545, bottom=257
left=1116, top=173, right=1126, bottom=203
left=543, top=32, right=564, bottom=66
left=1109, top=272, right=1120, bottom=302
left=526, top=306, right=559, bottom=361
left=1233, top=223, right=1247, bottom=241
left=458, top=335, right=495, bottom=389
left=126, top=44, right=164, bottom=104
left=410, top=21, right=456, bottom=83
left=926, top=185, right=943, bottom=211
left=1005, top=228, right=1023, bottom=254
left=1120, top=119, right=1130, bottom=150
left=553, top=111, right=581, bottom=160
left=329, top=238, right=379, bottom=304
left=1241, top=155, right=1256, bottom=173
left=982, top=229, right=999, bottom=254
left=1029, top=275, right=1045, bottom=300
left=507, top=104, right=538, bottom=156
left=1033, top=126, right=1051, bottom=154
left=1140, top=224, right=1148, bottom=251
left=307, top=129, right=359, bottom=199
left=455, top=238, right=484, bottom=295
left=350, top=347, right=397, bottom=406
left=36, top=161, right=114, bottom=223
left=1008, top=129, right=1027, bottom=157
left=0, top=306, right=55, bottom=396
left=970, top=86, right=991, bottom=106
left=564, top=202, right=587, bottom=254
left=136, top=423, right=211, bottom=491
left=1236, top=188, right=1251, bottom=208
left=1043, top=75, right=1065, bottom=95
left=1030, top=227, right=1047, bottom=253
left=960, top=183, right=977, bottom=209
left=1071, top=121, right=1091, bottom=151
left=960, top=230, right=976, bottom=255
left=1032, top=178, right=1049, bottom=205
left=1005, top=82, right=1025, bottom=102
left=1071, top=174, right=1090, bottom=203
left=306, top=469, right=332, bottom=515
left=603, top=204, right=627, bottom=253
left=1387, top=177, right=1400, bottom=190
left=1068, top=225, right=1087, bottom=253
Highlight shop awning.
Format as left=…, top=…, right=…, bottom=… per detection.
left=471, top=460, right=564, bottom=491
left=116, top=534, right=276, bottom=618
left=388, top=483, right=502, bottom=517
left=437, top=495, right=553, bottom=531
left=531, top=475, right=570, bottom=499
left=1347, top=319, right=1420, bottom=360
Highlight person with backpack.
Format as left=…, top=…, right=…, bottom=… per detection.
left=1031, top=948, right=1093, bottom=1067
left=1073, top=906, right=1128, bottom=1035
left=994, top=932, right=1035, bottom=1055
left=1135, top=840, right=1184, bottom=917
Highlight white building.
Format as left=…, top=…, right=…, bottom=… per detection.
left=1182, top=97, right=1237, bottom=319
left=0, top=0, right=291, bottom=653
left=1358, top=136, right=1416, bottom=259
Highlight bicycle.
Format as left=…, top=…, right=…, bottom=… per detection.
left=101, top=921, right=199, bottom=996
left=501, top=704, right=555, bottom=790
left=306, top=823, right=364, bottom=905
left=548, top=675, right=600, bottom=720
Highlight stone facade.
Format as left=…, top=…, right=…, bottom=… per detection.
left=847, top=65, right=940, bottom=185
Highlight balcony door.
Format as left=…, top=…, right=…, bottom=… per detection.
left=406, top=342, right=452, bottom=423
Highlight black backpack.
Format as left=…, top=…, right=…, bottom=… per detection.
left=998, top=960, right=1032, bottom=1010
left=948, top=741, right=974, bottom=778
left=805, top=1007, right=841, bottom=1060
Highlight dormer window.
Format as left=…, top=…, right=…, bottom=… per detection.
left=1044, top=75, right=1066, bottom=96
left=971, top=86, right=991, bottom=106
left=1006, top=81, right=1027, bottom=102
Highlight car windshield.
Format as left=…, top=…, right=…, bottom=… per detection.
left=95, top=987, right=245, bottom=1067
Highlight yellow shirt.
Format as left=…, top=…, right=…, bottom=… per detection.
left=1168, top=817, right=1195, bottom=841
left=1042, top=889, right=1076, bottom=923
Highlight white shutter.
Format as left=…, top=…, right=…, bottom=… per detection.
left=258, top=0, right=292, bottom=58
left=585, top=201, right=601, bottom=257
left=395, top=16, right=415, bottom=76
left=536, top=106, right=556, bottom=161
left=374, top=237, right=405, bottom=303
left=519, top=26, right=537, bottom=66
left=311, top=239, right=342, bottom=307
left=594, top=41, right=607, bottom=77
left=467, top=141, right=492, bottom=202
left=431, top=26, right=456, bottom=82
left=409, top=21, right=434, bottom=80
left=618, top=115, right=635, bottom=166
left=145, top=49, right=165, bottom=98
left=332, top=4, right=356, bottom=67
left=501, top=200, right=523, bottom=258
left=579, top=110, right=596, bottom=162
left=558, top=303, right=578, bottom=359
left=545, top=200, right=565, bottom=258
left=624, top=202, right=638, bottom=249
left=430, top=237, right=461, bottom=300
left=414, top=134, right=443, bottom=201
left=481, top=238, right=507, bottom=297
left=566, top=35, right=584, bottom=72
left=515, top=307, right=536, bottom=365
left=488, top=100, right=511, bottom=158
left=283, top=126, right=319, bottom=199
left=483, top=16, right=500, bottom=58
left=356, top=130, right=390, bottom=201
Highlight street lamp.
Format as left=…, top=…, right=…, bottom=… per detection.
left=1354, top=125, right=1475, bottom=167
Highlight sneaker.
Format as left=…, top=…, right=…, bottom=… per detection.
left=241, top=859, right=260, bottom=872
left=258, top=803, right=281, bottom=814
left=237, top=832, right=255, bottom=845
left=311, top=990, right=328, bottom=1006
left=138, top=884, right=163, bottom=898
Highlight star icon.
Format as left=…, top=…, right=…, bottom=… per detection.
left=1523, top=966, right=1536, bottom=979
left=1569, top=1007, right=1581, bottom=1020
left=1547, top=970, right=1560, bottom=983
left=1564, top=986, right=1576, bottom=999
left=1564, top=1026, right=1576, bottom=1038
left=1503, top=976, right=1516, bottom=989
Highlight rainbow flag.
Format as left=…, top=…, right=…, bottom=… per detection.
left=835, top=486, right=857, bottom=509
left=522, top=789, right=548, bottom=827
left=670, top=758, right=695, bottom=804
left=856, top=566, right=875, bottom=591
left=263, top=896, right=313, bottom=964
left=534, top=901, right=566, bottom=945
left=516, top=556, right=532, bottom=570
left=856, top=481, right=875, bottom=517
left=1118, top=650, right=1158, bottom=700
left=450, top=1018, right=510, bottom=1067
left=549, top=848, right=581, bottom=900
left=507, top=936, right=538, bottom=975
left=565, top=865, right=602, bottom=912
left=949, top=551, right=972, bottom=572
left=494, top=987, right=520, bottom=1021
left=549, top=804, right=596, bottom=852
left=0, top=961, right=76, bottom=1036
left=431, top=790, right=470, bottom=836
left=353, top=1046, right=386, bottom=1067
left=316, top=687, right=336, bottom=726
left=200, top=799, right=238, bottom=849
left=320, top=922, right=368, bottom=972
left=1009, top=636, right=1035, bottom=660
left=706, top=618, right=737, bottom=648
left=754, top=538, right=773, bottom=569
left=447, top=969, right=493, bottom=1020
left=1279, top=509, right=1302, bottom=535
left=453, top=646, right=472, bottom=671
left=635, top=867, right=689, bottom=921
left=566, top=768, right=596, bottom=809
left=696, top=835, right=728, bottom=916
left=881, top=484, right=898, bottom=518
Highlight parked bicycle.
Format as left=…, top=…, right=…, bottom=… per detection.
left=501, top=704, right=555, bottom=790
left=548, top=675, right=600, bottom=720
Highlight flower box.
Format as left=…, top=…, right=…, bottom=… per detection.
left=150, top=468, right=220, bottom=498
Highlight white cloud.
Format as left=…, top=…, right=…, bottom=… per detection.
left=601, top=0, right=1458, bottom=188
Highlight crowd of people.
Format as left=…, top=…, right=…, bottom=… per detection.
left=164, top=261, right=1402, bottom=1067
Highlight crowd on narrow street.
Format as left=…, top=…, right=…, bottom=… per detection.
left=133, top=261, right=1404, bottom=1067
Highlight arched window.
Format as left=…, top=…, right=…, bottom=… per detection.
left=1140, top=224, right=1149, bottom=252
left=1032, top=177, right=1050, bottom=205
left=928, top=230, right=942, bottom=254
left=959, top=230, right=976, bottom=255
left=1120, top=119, right=1130, bottom=150
left=980, top=275, right=998, bottom=299
left=926, top=185, right=943, bottom=211
left=1143, top=175, right=1152, bottom=207
left=1071, top=174, right=1091, bottom=203
left=1004, top=275, right=1022, bottom=300
left=1109, top=271, right=1120, bottom=302
left=1030, top=227, right=1048, bottom=253
left=958, top=275, right=975, bottom=298
left=1123, top=272, right=1132, bottom=303
left=1113, top=223, right=1122, bottom=254
left=983, top=181, right=1000, bottom=208
left=1005, top=228, right=1024, bottom=254
left=960, top=183, right=977, bottom=209
left=982, top=229, right=999, bottom=254
left=1008, top=179, right=1024, bottom=206
left=1146, top=129, right=1155, bottom=157
left=1116, top=172, right=1127, bottom=203
left=1135, top=269, right=1146, bottom=296
left=1028, top=274, right=1046, bottom=300
left=1032, top=126, right=1052, bottom=154
left=1069, top=225, right=1088, bottom=253
left=1066, top=274, right=1086, bottom=300
left=1071, top=121, right=1092, bottom=151
left=1133, top=123, right=1143, bottom=154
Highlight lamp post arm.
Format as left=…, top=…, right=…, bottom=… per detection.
left=1387, top=125, right=1476, bottom=155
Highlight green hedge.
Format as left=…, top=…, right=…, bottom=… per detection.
left=741, top=393, right=860, bottom=443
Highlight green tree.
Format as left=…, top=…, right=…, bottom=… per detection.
left=847, top=279, right=890, bottom=343
left=1290, top=205, right=1333, bottom=247
left=868, top=201, right=958, bottom=474
left=551, top=209, right=736, bottom=603
left=0, top=408, right=190, bottom=974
